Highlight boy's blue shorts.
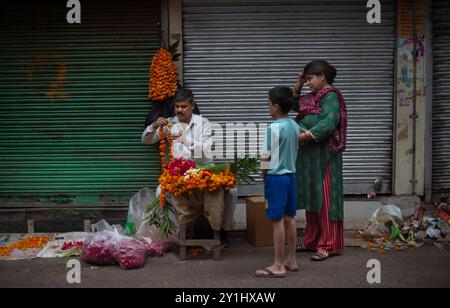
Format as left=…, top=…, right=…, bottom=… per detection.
left=264, top=174, right=297, bottom=221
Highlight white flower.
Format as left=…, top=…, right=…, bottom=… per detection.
left=184, top=168, right=200, bottom=181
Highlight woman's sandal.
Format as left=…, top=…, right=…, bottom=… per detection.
left=311, top=252, right=329, bottom=261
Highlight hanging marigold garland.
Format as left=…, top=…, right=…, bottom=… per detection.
left=149, top=48, right=178, bottom=101
left=159, top=127, right=173, bottom=207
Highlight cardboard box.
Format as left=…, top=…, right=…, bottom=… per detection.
left=246, top=196, right=273, bottom=247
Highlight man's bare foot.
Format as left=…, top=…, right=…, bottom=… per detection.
left=284, top=262, right=298, bottom=272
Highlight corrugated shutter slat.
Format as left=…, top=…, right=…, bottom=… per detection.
left=432, top=0, right=450, bottom=193
left=0, top=1, right=161, bottom=203
left=183, top=0, right=395, bottom=194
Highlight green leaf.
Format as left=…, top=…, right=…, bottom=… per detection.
left=230, top=156, right=259, bottom=184
left=144, top=197, right=177, bottom=239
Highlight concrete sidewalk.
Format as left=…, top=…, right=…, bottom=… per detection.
left=1, top=237, right=449, bottom=288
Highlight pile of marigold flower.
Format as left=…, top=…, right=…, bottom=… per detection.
left=157, top=128, right=237, bottom=207
left=0, top=235, right=52, bottom=257
left=149, top=48, right=178, bottom=101
left=159, top=160, right=236, bottom=203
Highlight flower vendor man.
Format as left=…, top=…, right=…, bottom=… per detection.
left=142, top=88, right=237, bottom=245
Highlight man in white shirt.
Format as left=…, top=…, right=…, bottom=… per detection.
left=142, top=91, right=212, bottom=165
left=142, top=89, right=236, bottom=245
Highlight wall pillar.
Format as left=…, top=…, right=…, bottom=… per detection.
left=394, top=0, right=428, bottom=196
left=168, top=0, right=183, bottom=83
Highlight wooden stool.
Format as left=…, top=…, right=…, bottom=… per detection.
left=177, top=223, right=221, bottom=260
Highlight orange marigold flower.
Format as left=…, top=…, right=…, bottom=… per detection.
left=149, top=48, right=178, bottom=101
left=0, top=236, right=52, bottom=257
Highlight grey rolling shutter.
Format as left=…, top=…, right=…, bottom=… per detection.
left=432, top=0, right=450, bottom=194
left=183, top=0, right=395, bottom=194
left=0, top=0, right=161, bottom=206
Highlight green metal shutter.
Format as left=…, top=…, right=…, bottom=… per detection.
left=0, top=1, right=161, bottom=207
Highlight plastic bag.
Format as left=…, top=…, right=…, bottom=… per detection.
left=141, top=237, right=173, bottom=257
left=370, top=204, right=403, bottom=225
left=362, top=221, right=389, bottom=239
left=437, top=220, right=450, bottom=236
left=91, top=219, right=124, bottom=234
left=126, top=188, right=156, bottom=236
left=136, top=215, right=178, bottom=241
left=81, top=224, right=147, bottom=269
left=81, top=220, right=121, bottom=265
left=135, top=191, right=179, bottom=240
left=111, top=235, right=147, bottom=270
left=81, top=231, right=116, bottom=265
left=426, top=226, right=441, bottom=239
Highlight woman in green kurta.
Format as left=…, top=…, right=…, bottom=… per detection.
left=292, top=60, right=348, bottom=261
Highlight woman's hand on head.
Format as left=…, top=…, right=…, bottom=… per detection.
left=298, top=71, right=306, bottom=84
left=294, top=71, right=306, bottom=94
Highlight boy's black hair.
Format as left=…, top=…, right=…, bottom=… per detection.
left=269, top=86, right=294, bottom=114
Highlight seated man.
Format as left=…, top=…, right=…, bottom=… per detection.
left=142, top=88, right=236, bottom=245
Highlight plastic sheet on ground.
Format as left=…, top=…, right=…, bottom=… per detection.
left=37, top=232, right=90, bottom=258
left=0, top=234, right=55, bottom=261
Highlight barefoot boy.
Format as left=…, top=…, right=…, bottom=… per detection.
left=256, top=86, right=300, bottom=278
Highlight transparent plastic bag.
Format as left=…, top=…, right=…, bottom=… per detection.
left=81, top=225, right=147, bottom=269
left=370, top=205, right=403, bottom=225
left=126, top=188, right=156, bottom=236
left=140, top=237, right=173, bottom=257
left=136, top=191, right=179, bottom=240
left=362, top=221, right=390, bottom=239
left=81, top=231, right=116, bottom=265
left=91, top=219, right=124, bottom=234
left=81, top=220, right=123, bottom=266
left=110, top=233, right=147, bottom=270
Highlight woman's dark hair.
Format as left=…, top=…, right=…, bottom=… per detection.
left=269, top=86, right=294, bottom=114
left=303, top=59, right=337, bottom=85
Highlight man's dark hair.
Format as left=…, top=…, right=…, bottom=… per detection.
left=173, top=88, right=195, bottom=103
left=144, top=88, right=200, bottom=128
left=269, top=86, right=294, bottom=114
